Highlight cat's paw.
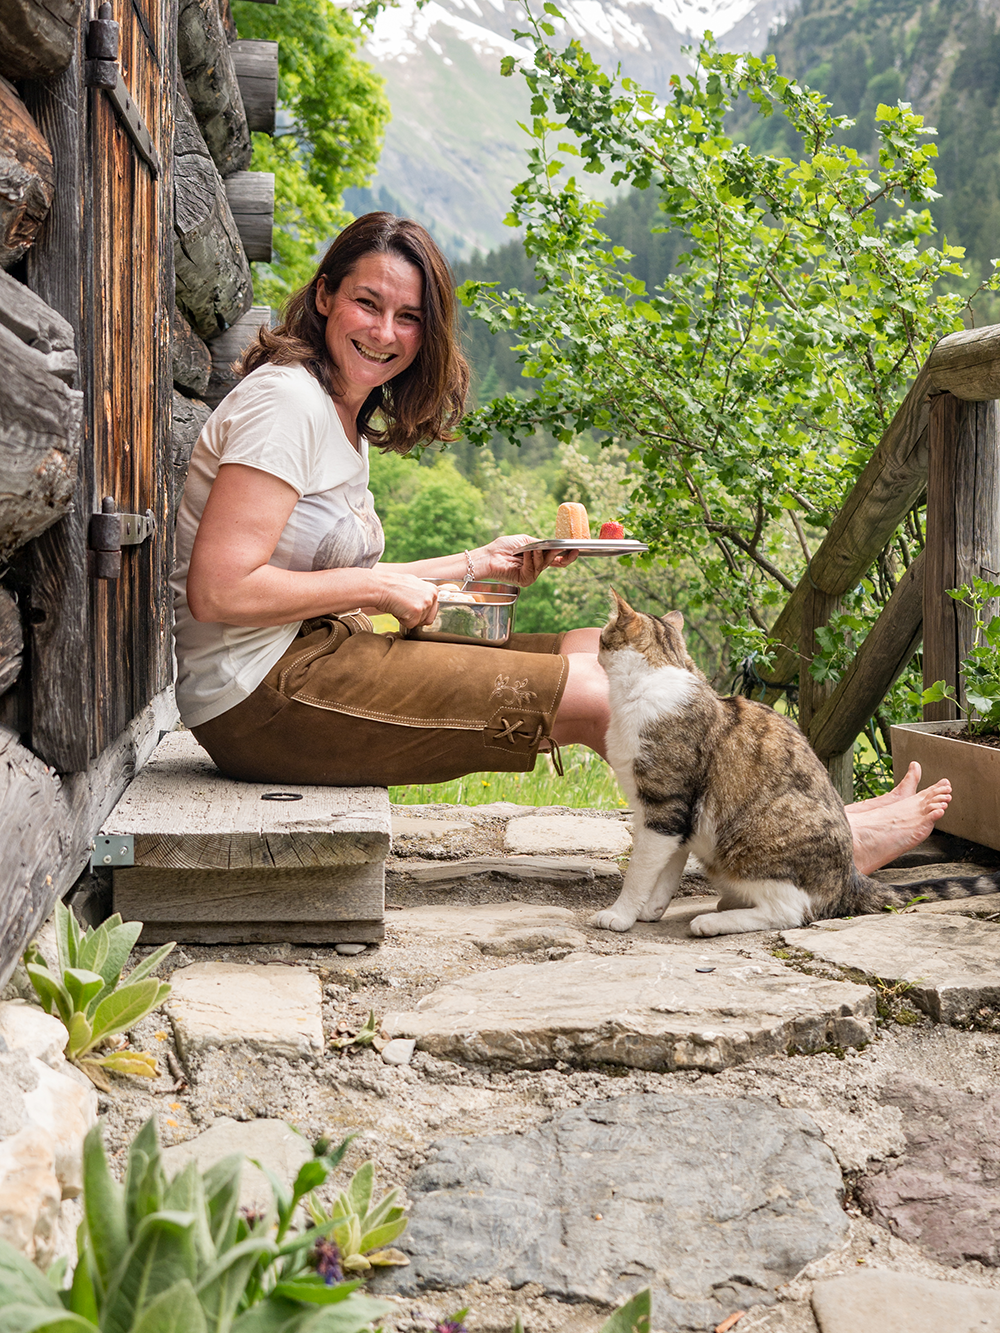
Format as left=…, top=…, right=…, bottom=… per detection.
left=591, top=909, right=635, bottom=932
left=637, top=903, right=667, bottom=922
left=689, top=912, right=727, bottom=937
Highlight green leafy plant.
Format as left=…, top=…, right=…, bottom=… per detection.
left=0, top=1117, right=393, bottom=1333
left=906, top=577, right=1000, bottom=736
left=305, top=1157, right=408, bottom=1271
left=463, top=6, right=969, bottom=635
left=23, top=903, right=175, bottom=1087
left=329, top=1010, right=381, bottom=1052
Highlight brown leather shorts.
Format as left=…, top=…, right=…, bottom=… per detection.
left=191, top=615, right=569, bottom=786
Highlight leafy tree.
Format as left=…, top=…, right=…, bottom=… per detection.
left=372, top=452, right=489, bottom=563
left=232, top=0, right=390, bottom=306
left=462, top=9, right=968, bottom=636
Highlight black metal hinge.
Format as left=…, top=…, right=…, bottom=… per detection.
left=84, top=3, right=161, bottom=177
left=88, top=496, right=156, bottom=580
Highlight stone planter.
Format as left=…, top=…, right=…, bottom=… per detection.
left=891, top=720, right=1000, bottom=851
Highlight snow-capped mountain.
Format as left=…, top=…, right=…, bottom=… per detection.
left=359, top=0, right=788, bottom=255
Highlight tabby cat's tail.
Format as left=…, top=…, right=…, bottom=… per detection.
left=841, top=868, right=1000, bottom=917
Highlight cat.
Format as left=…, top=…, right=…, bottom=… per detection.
left=593, top=590, right=999, bottom=936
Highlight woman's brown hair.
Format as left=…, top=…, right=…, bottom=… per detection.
left=238, top=213, right=470, bottom=454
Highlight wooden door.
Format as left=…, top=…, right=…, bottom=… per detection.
left=25, top=0, right=175, bottom=770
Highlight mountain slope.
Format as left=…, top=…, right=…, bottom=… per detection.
left=361, top=0, right=786, bottom=254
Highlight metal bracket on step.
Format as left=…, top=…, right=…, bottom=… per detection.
left=88, top=496, right=156, bottom=579
left=91, top=834, right=134, bottom=869
left=84, top=3, right=161, bottom=177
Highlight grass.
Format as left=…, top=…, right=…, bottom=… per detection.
left=389, top=744, right=628, bottom=808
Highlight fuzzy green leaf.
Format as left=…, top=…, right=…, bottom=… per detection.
left=124, top=942, right=177, bottom=989
left=81, top=1124, right=128, bottom=1295
left=345, top=1163, right=373, bottom=1221
left=0, top=1306, right=99, bottom=1333
left=0, top=1238, right=65, bottom=1309
left=126, top=1121, right=166, bottom=1234
left=195, top=1235, right=278, bottom=1332
left=65, top=1012, right=94, bottom=1061
left=129, top=1279, right=208, bottom=1333
left=89, top=979, right=163, bottom=1044
left=358, top=1216, right=407, bottom=1253
left=26, top=964, right=73, bottom=1027
left=599, top=1289, right=651, bottom=1333
left=100, top=1211, right=200, bottom=1333
left=62, top=968, right=104, bottom=1015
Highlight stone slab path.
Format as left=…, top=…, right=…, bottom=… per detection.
left=811, top=1269, right=1000, bottom=1333
left=783, top=913, right=1000, bottom=1024
left=162, top=1116, right=313, bottom=1211
left=165, top=960, right=324, bottom=1060
left=381, top=1093, right=849, bottom=1331
left=384, top=947, right=876, bottom=1071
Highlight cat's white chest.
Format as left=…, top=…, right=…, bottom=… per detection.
left=604, top=651, right=696, bottom=780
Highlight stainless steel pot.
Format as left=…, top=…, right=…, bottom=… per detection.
left=405, top=579, right=519, bottom=645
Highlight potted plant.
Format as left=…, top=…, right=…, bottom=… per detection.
left=891, top=577, right=1000, bottom=851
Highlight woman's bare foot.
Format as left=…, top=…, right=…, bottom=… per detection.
left=846, top=762, right=953, bottom=874
left=844, top=760, right=921, bottom=814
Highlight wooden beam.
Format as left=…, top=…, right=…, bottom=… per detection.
left=0, top=77, right=54, bottom=269
left=923, top=394, right=1000, bottom=720
left=0, top=686, right=178, bottom=991
left=808, top=549, right=924, bottom=761
left=927, top=324, right=1000, bottom=401
left=204, top=303, right=269, bottom=407
left=230, top=39, right=277, bottom=134
left=174, top=85, right=252, bottom=340
left=0, top=0, right=81, bottom=82
left=178, top=0, right=251, bottom=178
left=223, top=169, right=273, bottom=261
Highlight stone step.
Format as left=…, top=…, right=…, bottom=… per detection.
left=102, top=730, right=389, bottom=944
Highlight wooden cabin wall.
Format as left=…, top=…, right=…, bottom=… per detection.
left=0, top=0, right=278, bottom=990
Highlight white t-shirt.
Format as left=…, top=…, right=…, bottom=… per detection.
left=171, top=362, right=385, bottom=728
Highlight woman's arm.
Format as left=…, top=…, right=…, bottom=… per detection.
left=186, top=464, right=439, bottom=628
left=381, top=535, right=577, bottom=587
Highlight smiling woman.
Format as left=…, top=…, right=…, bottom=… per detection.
left=169, top=213, right=610, bottom=788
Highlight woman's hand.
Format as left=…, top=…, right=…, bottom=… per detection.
left=366, top=569, right=439, bottom=629
left=472, top=535, right=578, bottom=588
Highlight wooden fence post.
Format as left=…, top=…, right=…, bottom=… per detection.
left=923, top=393, right=1000, bottom=720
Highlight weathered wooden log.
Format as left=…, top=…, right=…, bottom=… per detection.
left=172, top=303, right=211, bottom=395
left=177, top=0, right=251, bottom=178
left=0, top=271, right=81, bottom=559
left=808, top=550, right=925, bottom=761
left=0, top=263, right=76, bottom=378
left=0, top=78, right=55, bottom=269
left=203, top=304, right=269, bottom=407
left=760, top=363, right=933, bottom=702
left=224, top=170, right=273, bottom=261
left=0, top=588, right=23, bottom=696
left=0, top=0, right=80, bottom=81
left=923, top=394, right=1000, bottom=721
left=174, top=86, right=252, bottom=341
left=0, top=686, right=177, bottom=992
left=171, top=389, right=210, bottom=513
left=928, top=324, right=1000, bottom=401
left=230, top=39, right=278, bottom=133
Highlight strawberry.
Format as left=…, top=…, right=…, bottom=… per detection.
left=599, top=521, right=625, bottom=540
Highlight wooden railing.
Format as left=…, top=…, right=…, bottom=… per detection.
left=760, top=325, right=1000, bottom=799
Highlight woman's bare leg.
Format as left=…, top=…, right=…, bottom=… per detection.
left=548, top=639, right=952, bottom=872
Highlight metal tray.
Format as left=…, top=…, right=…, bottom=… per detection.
left=406, top=579, right=519, bottom=645
left=519, top=538, right=648, bottom=556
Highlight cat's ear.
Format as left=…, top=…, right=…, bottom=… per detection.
left=662, top=610, right=684, bottom=632
left=609, top=587, right=637, bottom=623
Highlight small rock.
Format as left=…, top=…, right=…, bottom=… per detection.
left=784, top=914, right=1000, bottom=1024
left=503, top=815, right=632, bottom=858
left=161, top=1117, right=314, bottom=1212
left=0, top=1126, right=61, bottom=1266
left=384, top=950, right=875, bottom=1071
left=474, top=928, right=587, bottom=956
left=165, top=962, right=324, bottom=1061
left=811, top=1268, right=1000, bottom=1332
left=334, top=943, right=366, bottom=956
left=381, top=1038, right=415, bottom=1066
left=0, top=1001, right=69, bottom=1068
left=399, top=903, right=585, bottom=957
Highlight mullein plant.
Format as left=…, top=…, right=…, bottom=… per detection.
left=0, top=1117, right=394, bottom=1333
left=23, top=902, right=175, bottom=1087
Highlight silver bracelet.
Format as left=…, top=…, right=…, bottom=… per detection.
left=464, top=549, right=476, bottom=584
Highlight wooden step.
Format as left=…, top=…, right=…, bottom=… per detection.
left=102, top=730, right=389, bottom=944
